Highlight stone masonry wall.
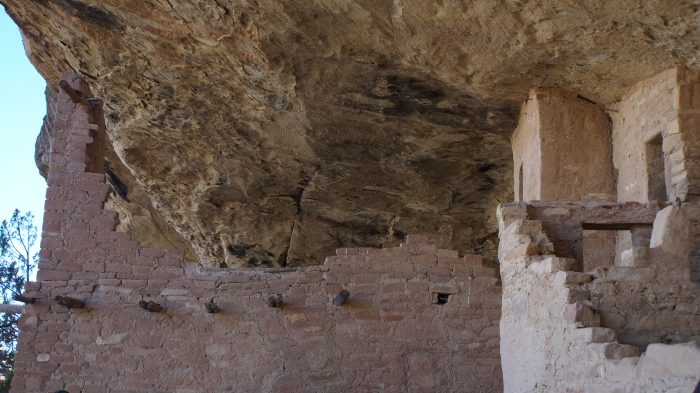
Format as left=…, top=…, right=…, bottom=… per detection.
left=10, top=73, right=503, bottom=393
left=611, top=67, right=700, bottom=203
left=525, top=200, right=664, bottom=269
left=497, top=202, right=700, bottom=393
left=511, top=88, right=615, bottom=203
left=611, top=67, right=700, bottom=281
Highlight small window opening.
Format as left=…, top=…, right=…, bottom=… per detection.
left=518, top=163, right=524, bottom=202
left=436, top=293, right=450, bottom=305
left=582, top=224, right=653, bottom=270
left=645, top=134, right=666, bottom=202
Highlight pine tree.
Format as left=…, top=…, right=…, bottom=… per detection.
left=0, top=210, right=38, bottom=391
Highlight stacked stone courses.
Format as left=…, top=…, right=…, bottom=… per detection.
left=11, top=74, right=503, bottom=393
left=498, top=202, right=700, bottom=392
left=499, top=67, right=700, bottom=392
left=611, top=67, right=700, bottom=281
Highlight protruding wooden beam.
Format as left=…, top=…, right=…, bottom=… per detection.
left=138, top=300, right=162, bottom=312
left=59, top=80, right=83, bottom=103
left=54, top=296, right=85, bottom=309
left=205, top=302, right=221, bottom=313
left=13, top=294, right=34, bottom=304
left=582, top=222, right=653, bottom=231
left=334, top=289, right=350, bottom=306
left=267, top=294, right=283, bottom=308
left=0, top=304, right=23, bottom=313
left=59, top=79, right=95, bottom=109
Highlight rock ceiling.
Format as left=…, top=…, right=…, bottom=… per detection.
left=4, top=0, right=699, bottom=267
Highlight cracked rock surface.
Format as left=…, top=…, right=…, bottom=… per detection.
left=5, top=0, right=699, bottom=267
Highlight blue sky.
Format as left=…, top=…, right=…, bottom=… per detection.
left=0, top=9, right=49, bottom=253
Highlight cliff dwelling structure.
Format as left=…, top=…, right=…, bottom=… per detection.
left=3, top=1, right=700, bottom=392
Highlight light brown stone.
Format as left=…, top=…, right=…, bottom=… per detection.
left=569, top=327, right=617, bottom=344
left=587, top=343, right=640, bottom=360
left=650, top=203, right=690, bottom=258
left=640, top=342, right=700, bottom=380
left=553, top=271, right=592, bottom=286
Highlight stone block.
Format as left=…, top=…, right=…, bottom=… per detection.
left=417, top=243, right=438, bottom=254
left=437, top=257, right=464, bottom=267
left=47, top=173, right=73, bottom=187
left=164, top=248, right=184, bottom=259
left=473, top=267, right=495, bottom=277
left=650, top=203, right=690, bottom=258
left=563, top=303, right=600, bottom=327
left=599, top=310, right=626, bottom=329
left=430, top=265, right=452, bottom=277
left=552, top=271, right=592, bottom=286
left=438, top=249, right=458, bottom=258
left=663, top=132, right=682, bottom=154
left=335, top=248, right=358, bottom=256
left=37, top=270, right=71, bottom=281
left=640, top=342, right=700, bottom=380
left=529, top=257, right=578, bottom=275
left=569, top=327, right=617, bottom=343
left=464, top=255, right=482, bottom=266
left=497, top=202, right=528, bottom=234
left=590, top=266, right=655, bottom=282
left=452, top=266, right=473, bottom=277
left=619, top=247, right=649, bottom=267
left=504, top=220, right=543, bottom=238
left=505, top=242, right=541, bottom=260
left=405, top=235, right=429, bottom=244
left=587, top=343, right=640, bottom=360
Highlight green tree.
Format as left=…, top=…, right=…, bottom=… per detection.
left=0, top=210, right=38, bottom=391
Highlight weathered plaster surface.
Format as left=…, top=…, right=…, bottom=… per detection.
left=611, top=67, right=700, bottom=203
left=511, top=98, right=541, bottom=202
left=512, top=88, right=614, bottom=202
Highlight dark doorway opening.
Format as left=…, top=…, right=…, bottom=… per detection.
left=645, top=134, right=666, bottom=202
left=518, top=163, right=524, bottom=201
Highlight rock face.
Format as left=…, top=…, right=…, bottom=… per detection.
left=5, top=0, right=700, bottom=267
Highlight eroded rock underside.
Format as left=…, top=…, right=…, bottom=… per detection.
left=5, top=0, right=700, bottom=267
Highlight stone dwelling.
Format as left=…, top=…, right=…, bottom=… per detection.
left=499, top=68, right=700, bottom=392
left=3, top=1, right=700, bottom=392
left=8, top=68, right=700, bottom=392
left=11, top=73, right=504, bottom=392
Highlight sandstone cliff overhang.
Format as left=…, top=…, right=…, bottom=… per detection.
left=4, top=0, right=700, bottom=267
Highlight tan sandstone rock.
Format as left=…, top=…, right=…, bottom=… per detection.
left=5, top=0, right=700, bottom=267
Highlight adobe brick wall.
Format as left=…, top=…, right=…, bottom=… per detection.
left=10, top=73, right=503, bottom=392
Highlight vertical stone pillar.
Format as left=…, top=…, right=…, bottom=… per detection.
left=41, top=72, right=114, bottom=260
left=12, top=72, right=118, bottom=393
